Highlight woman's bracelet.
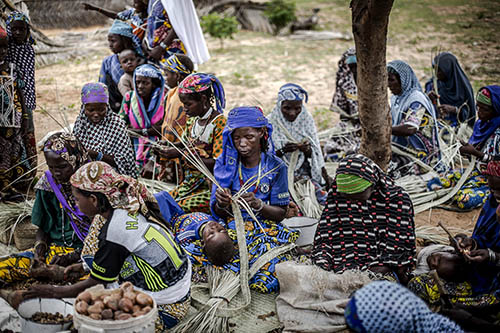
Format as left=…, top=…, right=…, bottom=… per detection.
left=34, top=240, right=47, bottom=250
left=482, top=153, right=490, bottom=162
left=96, top=151, right=103, bottom=161
left=142, top=128, right=149, bottom=136
left=488, top=248, right=497, bottom=264
left=253, top=199, right=264, bottom=213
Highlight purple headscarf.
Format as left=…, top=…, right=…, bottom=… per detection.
left=81, top=82, right=109, bottom=104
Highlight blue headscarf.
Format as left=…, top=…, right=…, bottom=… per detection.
left=108, top=19, right=143, bottom=57
left=387, top=60, right=436, bottom=126
left=434, top=52, right=476, bottom=126
left=214, top=106, right=274, bottom=189
left=277, top=83, right=308, bottom=104
left=468, top=85, right=500, bottom=146
left=345, top=281, right=464, bottom=333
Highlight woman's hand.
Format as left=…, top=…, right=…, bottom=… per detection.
left=241, top=192, right=263, bottom=210
left=285, top=202, right=299, bottom=218
left=49, top=252, right=78, bottom=267
left=438, top=104, right=457, bottom=115
left=64, top=263, right=85, bottom=281
left=141, top=160, right=155, bottom=179
left=298, top=142, right=312, bottom=157
left=34, top=243, right=47, bottom=266
left=459, top=140, right=481, bottom=158
left=149, top=45, right=165, bottom=61
left=82, top=2, right=96, bottom=11
left=452, top=234, right=475, bottom=253
left=282, top=143, right=300, bottom=153
left=155, top=147, right=180, bottom=159
left=467, top=249, right=489, bottom=264
left=25, top=284, right=58, bottom=300
left=427, top=91, right=439, bottom=104
left=215, top=188, right=232, bottom=209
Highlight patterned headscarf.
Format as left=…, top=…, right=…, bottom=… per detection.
left=469, top=85, right=500, bottom=146
left=70, top=161, right=156, bottom=216
left=178, top=73, right=226, bottom=113
left=163, top=54, right=191, bottom=75
left=108, top=19, right=143, bottom=57
left=477, top=87, right=492, bottom=106
left=214, top=106, right=273, bottom=189
left=312, top=154, right=416, bottom=272
left=43, top=132, right=89, bottom=170
left=81, top=82, right=109, bottom=104
left=268, top=83, right=325, bottom=183
left=345, top=281, right=463, bottom=333
left=335, top=174, right=372, bottom=194
left=330, top=47, right=358, bottom=117
left=387, top=60, right=437, bottom=128
left=6, top=11, right=36, bottom=111
left=485, top=160, right=500, bottom=178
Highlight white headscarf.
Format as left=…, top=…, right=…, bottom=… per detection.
left=268, top=83, right=325, bottom=183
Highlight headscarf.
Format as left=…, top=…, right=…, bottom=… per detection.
left=74, top=84, right=138, bottom=178
left=6, top=11, right=36, bottom=111
left=36, top=132, right=91, bottom=241
left=108, top=19, right=143, bottom=57
left=330, top=48, right=358, bottom=118
left=433, top=52, right=476, bottom=126
left=43, top=132, right=89, bottom=170
left=312, top=154, right=416, bottom=272
left=126, top=64, right=165, bottom=165
left=387, top=60, right=436, bottom=125
left=468, top=85, right=500, bottom=145
left=268, top=83, right=325, bottom=184
left=81, top=82, right=109, bottom=104
left=0, top=26, right=7, bottom=38
left=70, top=161, right=157, bottom=216
left=335, top=174, right=372, bottom=194
left=163, top=54, right=191, bottom=75
left=345, top=281, right=463, bottom=333
left=214, top=106, right=273, bottom=189
left=178, top=73, right=226, bottom=113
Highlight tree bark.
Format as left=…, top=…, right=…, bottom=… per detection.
left=350, top=0, right=394, bottom=170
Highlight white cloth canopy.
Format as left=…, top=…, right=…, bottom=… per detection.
left=161, top=0, right=210, bottom=65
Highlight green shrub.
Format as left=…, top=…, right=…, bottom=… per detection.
left=264, top=0, right=297, bottom=35
left=201, top=13, right=239, bottom=49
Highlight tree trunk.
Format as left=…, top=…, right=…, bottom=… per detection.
left=350, top=0, right=394, bottom=170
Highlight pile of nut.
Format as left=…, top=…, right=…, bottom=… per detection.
left=74, top=282, right=153, bottom=321
left=30, top=311, right=73, bottom=324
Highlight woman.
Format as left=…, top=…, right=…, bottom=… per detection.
left=268, top=83, right=330, bottom=205
left=426, top=52, right=475, bottom=127
left=0, top=132, right=90, bottom=285
left=25, top=161, right=191, bottom=330
left=209, top=106, right=299, bottom=293
left=325, top=48, right=361, bottom=160
left=408, top=160, right=500, bottom=327
left=83, top=0, right=148, bottom=41
left=345, top=281, right=464, bottom=333
left=73, top=82, right=137, bottom=178
left=99, top=20, right=142, bottom=112
left=155, top=73, right=226, bottom=214
left=0, top=27, right=34, bottom=200
left=427, top=85, right=500, bottom=210
left=119, top=64, right=165, bottom=169
left=312, top=154, right=416, bottom=284
left=145, top=0, right=186, bottom=64
left=157, top=54, right=194, bottom=182
left=387, top=60, right=440, bottom=177
left=5, top=12, right=37, bottom=177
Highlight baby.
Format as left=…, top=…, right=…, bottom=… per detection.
left=117, top=49, right=140, bottom=96
left=173, top=212, right=235, bottom=267
left=427, top=251, right=467, bottom=282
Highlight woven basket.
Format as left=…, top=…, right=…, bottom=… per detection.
left=13, top=218, right=37, bottom=251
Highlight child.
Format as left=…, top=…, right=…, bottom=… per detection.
left=117, top=49, right=140, bottom=96
left=83, top=0, right=148, bottom=41
left=99, top=20, right=142, bottom=113
left=171, top=212, right=235, bottom=267
left=119, top=64, right=165, bottom=169
left=5, top=11, right=37, bottom=179
left=155, top=54, right=194, bottom=182
left=0, top=26, right=33, bottom=200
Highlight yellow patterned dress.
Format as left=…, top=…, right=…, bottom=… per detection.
left=169, top=113, right=226, bottom=214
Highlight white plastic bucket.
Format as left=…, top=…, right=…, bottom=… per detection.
left=17, top=298, right=74, bottom=333
left=73, top=287, right=158, bottom=333
left=282, top=216, right=319, bottom=247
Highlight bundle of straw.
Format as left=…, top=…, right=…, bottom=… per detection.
left=415, top=225, right=472, bottom=245
left=0, top=200, right=34, bottom=246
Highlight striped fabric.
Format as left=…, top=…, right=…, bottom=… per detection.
left=336, top=173, right=372, bottom=194
left=312, top=154, right=416, bottom=273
